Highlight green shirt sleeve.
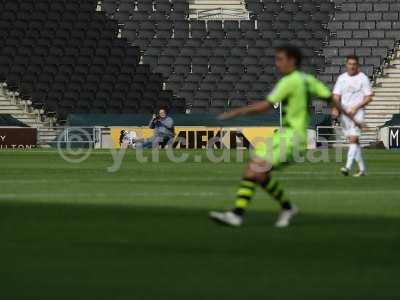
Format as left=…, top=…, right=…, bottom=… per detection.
left=307, top=75, right=332, bottom=101
left=266, top=77, right=291, bottom=104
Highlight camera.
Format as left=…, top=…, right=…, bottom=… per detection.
left=153, top=114, right=161, bottom=122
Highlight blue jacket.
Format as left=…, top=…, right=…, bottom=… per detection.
left=149, top=116, right=174, bottom=138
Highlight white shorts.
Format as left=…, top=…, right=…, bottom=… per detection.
left=340, top=110, right=364, bottom=137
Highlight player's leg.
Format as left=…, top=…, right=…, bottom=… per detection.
left=209, top=158, right=266, bottom=227
left=340, top=115, right=357, bottom=175
left=138, top=136, right=159, bottom=149
left=341, top=114, right=365, bottom=176
left=259, top=132, right=299, bottom=227
left=341, top=136, right=358, bottom=175
left=352, top=135, right=366, bottom=176
left=210, top=131, right=299, bottom=227
left=353, top=112, right=366, bottom=176
left=260, top=172, right=298, bottom=228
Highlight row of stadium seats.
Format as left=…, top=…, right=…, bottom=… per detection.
left=322, top=0, right=400, bottom=83
left=0, top=0, right=186, bottom=118
left=2, top=0, right=400, bottom=116
left=102, top=0, right=333, bottom=16
left=103, top=0, right=189, bottom=14
left=102, top=0, right=334, bottom=110
left=246, top=0, right=333, bottom=14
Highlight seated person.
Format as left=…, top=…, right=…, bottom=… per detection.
left=119, top=130, right=137, bottom=149
left=141, top=108, right=175, bottom=149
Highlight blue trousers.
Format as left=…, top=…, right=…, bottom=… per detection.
left=141, top=135, right=171, bottom=149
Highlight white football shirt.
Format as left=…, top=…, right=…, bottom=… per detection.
left=333, top=72, right=373, bottom=112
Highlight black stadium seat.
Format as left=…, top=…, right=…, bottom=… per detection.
left=0, top=0, right=184, bottom=119
left=1, top=0, right=398, bottom=115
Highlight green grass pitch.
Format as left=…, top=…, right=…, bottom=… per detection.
left=0, top=149, right=399, bottom=299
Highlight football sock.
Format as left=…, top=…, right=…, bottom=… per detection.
left=261, top=175, right=292, bottom=210
left=355, top=144, right=366, bottom=172
left=232, top=178, right=257, bottom=216
left=345, top=143, right=358, bottom=170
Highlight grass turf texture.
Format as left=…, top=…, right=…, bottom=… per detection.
left=0, top=149, right=399, bottom=299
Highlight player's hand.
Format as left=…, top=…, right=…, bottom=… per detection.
left=347, top=106, right=358, bottom=118
left=353, top=120, right=367, bottom=130
left=331, top=107, right=340, bottom=119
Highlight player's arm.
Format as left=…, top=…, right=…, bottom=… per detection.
left=331, top=94, right=341, bottom=119
left=331, top=96, right=365, bottom=128
left=349, top=75, right=374, bottom=117
left=348, top=95, right=373, bottom=117
left=218, top=101, right=271, bottom=120
left=219, top=78, right=289, bottom=120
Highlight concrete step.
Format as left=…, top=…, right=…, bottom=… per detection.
left=368, top=51, right=400, bottom=143
left=365, top=112, right=395, bottom=117
left=373, top=87, right=400, bottom=93
left=0, top=110, right=33, bottom=117
left=376, top=77, right=400, bottom=83
left=362, top=131, right=377, bottom=135
left=364, top=121, right=392, bottom=127
left=382, top=73, right=400, bottom=78
left=364, top=117, right=394, bottom=122
left=384, top=68, right=400, bottom=74
left=389, top=59, right=400, bottom=65
left=369, top=100, right=400, bottom=104
left=0, top=99, right=15, bottom=103
left=373, top=92, right=400, bottom=97
left=10, top=113, right=39, bottom=119
left=377, top=82, right=400, bottom=88
left=366, top=109, right=400, bottom=114
left=364, top=116, right=392, bottom=126
left=367, top=105, right=400, bottom=109
left=364, top=117, right=392, bottom=123
left=0, top=105, right=23, bottom=110
left=368, top=103, right=400, bottom=107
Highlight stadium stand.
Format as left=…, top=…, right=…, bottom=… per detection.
left=322, top=1, right=400, bottom=84
left=1, top=0, right=400, bottom=140
left=102, top=0, right=334, bottom=112
left=0, top=0, right=186, bottom=120
left=322, top=1, right=400, bottom=144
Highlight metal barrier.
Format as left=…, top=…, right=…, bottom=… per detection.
left=316, top=126, right=346, bottom=145
left=194, top=8, right=249, bottom=20
left=37, top=127, right=101, bottom=148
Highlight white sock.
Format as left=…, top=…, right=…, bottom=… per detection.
left=355, top=144, right=366, bottom=173
left=345, top=144, right=358, bottom=170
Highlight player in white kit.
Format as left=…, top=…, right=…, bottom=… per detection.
left=332, top=55, right=374, bottom=177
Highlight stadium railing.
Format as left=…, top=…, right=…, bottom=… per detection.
left=316, top=125, right=346, bottom=146
left=193, top=8, right=250, bottom=20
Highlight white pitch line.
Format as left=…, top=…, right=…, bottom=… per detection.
left=0, top=190, right=399, bottom=200
left=0, top=172, right=399, bottom=184
left=0, top=177, right=336, bottom=184
left=0, top=192, right=220, bottom=198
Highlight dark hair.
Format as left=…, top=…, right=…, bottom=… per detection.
left=159, top=107, right=169, bottom=113
left=346, top=55, right=359, bottom=63
left=275, top=45, right=302, bottom=66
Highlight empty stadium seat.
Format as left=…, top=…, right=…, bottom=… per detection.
left=0, top=0, right=185, bottom=119
left=102, top=0, right=334, bottom=111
